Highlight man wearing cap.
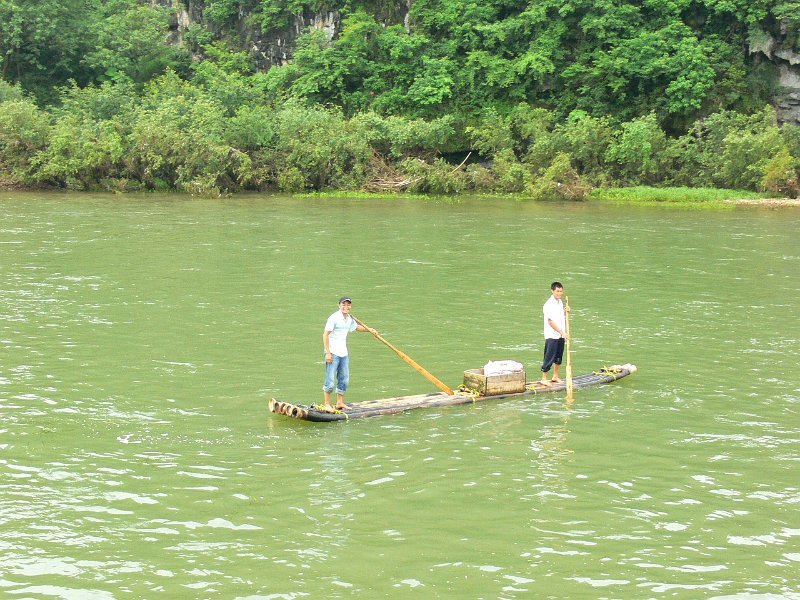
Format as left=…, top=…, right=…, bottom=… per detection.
left=323, top=297, right=372, bottom=411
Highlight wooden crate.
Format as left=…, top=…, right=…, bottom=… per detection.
left=463, top=368, right=526, bottom=396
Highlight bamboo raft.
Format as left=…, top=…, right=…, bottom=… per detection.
left=268, top=364, right=637, bottom=422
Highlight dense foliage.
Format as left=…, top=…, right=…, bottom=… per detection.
left=1, top=0, right=799, bottom=196
left=0, top=0, right=191, bottom=102
left=256, top=0, right=800, bottom=129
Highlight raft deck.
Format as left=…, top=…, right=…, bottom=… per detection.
left=269, top=363, right=637, bottom=422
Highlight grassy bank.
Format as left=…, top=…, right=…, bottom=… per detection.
left=587, top=187, right=777, bottom=208
left=296, top=187, right=783, bottom=208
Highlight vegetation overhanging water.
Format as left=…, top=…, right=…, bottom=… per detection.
left=2, top=0, right=800, bottom=198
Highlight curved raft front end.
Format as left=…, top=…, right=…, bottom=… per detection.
left=269, top=363, right=637, bottom=422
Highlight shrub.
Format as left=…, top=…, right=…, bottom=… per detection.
left=351, top=112, right=456, bottom=159
left=0, top=98, right=51, bottom=184
left=268, top=102, right=371, bottom=190
left=527, top=153, right=590, bottom=201
left=554, top=111, right=614, bottom=181
left=782, top=122, right=800, bottom=158
left=32, top=113, right=125, bottom=189
left=509, top=105, right=555, bottom=155
left=0, top=79, right=26, bottom=103
left=224, top=105, right=276, bottom=151
left=466, top=108, right=514, bottom=157
left=491, top=148, right=529, bottom=192
left=658, top=132, right=707, bottom=187
left=761, top=148, right=799, bottom=197
left=123, top=75, right=250, bottom=192
left=190, top=53, right=271, bottom=115
left=53, top=81, right=139, bottom=123
left=465, top=163, right=497, bottom=192
left=278, top=167, right=306, bottom=193
left=399, top=157, right=466, bottom=195
left=606, top=113, right=668, bottom=184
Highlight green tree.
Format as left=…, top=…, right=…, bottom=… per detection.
left=551, top=110, right=614, bottom=182
left=761, top=148, right=799, bottom=197
left=125, top=71, right=248, bottom=193
left=466, top=109, right=513, bottom=158
left=606, top=113, right=669, bottom=184
left=527, top=152, right=590, bottom=201
left=190, top=44, right=270, bottom=115
left=267, top=101, right=372, bottom=190
left=0, top=96, right=50, bottom=184
left=0, top=0, right=98, bottom=99
left=32, top=113, right=125, bottom=189
left=83, top=0, right=190, bottom=84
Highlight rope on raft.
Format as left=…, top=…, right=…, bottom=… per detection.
left=592, top=366, right=624, bottom=378
left=311, top=404, right=349, bottom=417
left=456, top=385, right=482, bottom=402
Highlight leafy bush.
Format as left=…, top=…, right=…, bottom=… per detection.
left=782, top=123, right=800, bottom=158
left=53, top=80, right=139, bottom=121
left=400, top=157, right=466, bottom=195
left=491, top=148, right=529, bottom=193
left=465, top=163, right=497, bottom=193
left=0, top=79, right=26, bottom=103
left=192, top=60, right=270, bottom=115
left=225, top=105, right=277, bottom=150
left=527, top=153, right=590, bottom=201
left=606, top=113, right=668, bottom=184
left=268, top=101, right=371, bottom=190
left=706, top=107, right=786, bottom=190
left=351, top=112, right=456, bottom=159
left=0, top=99, right=51, bottom=184
left=761, top=148, right=799, bottom=197
left=553, top=111, right=614, bottom=182
left=466, top=109, right=514, bottom=158
left=32, top=114, right=125, bottom=189
left=278, top=167, right=306, bottom=192
left=124, top=73, right=249, bottom=192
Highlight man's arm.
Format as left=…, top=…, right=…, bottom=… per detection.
left=547, top=318, right=569, bottom=339
left=323, top=329, right=332, bottom=361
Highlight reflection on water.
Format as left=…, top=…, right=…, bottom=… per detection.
left=1, top=193, right=799, bottom=597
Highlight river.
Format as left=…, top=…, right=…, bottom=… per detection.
left=1, top=192, right=798, bottom=598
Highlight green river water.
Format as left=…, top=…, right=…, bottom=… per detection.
left=1, top=192, right=798, bottom=599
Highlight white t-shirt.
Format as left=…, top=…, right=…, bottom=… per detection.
left=543, top=295, right=565, bottom=339
left=324, top=311, right=357, bottom=356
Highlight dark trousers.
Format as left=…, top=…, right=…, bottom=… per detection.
left=541, top=338, right=565, bottom=372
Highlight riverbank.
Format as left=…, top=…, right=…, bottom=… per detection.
left=587, top=186, right=787, bottom=208
left=4, top=185, right=795, bottom=208
left=294, top=186, right=788, bottom=208
left=724, top=197, right=800, bottom=207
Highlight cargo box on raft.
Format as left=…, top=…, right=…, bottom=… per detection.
left=462, top=367, right=526, bottom=396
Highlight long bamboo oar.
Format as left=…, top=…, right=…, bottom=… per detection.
left=352, top=316, right=454, bottom=395
left=565, top=296, right=573, bottom=400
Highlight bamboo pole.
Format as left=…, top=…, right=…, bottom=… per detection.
left=565, top=296, right=573, bottom=400
left=353, top=316, right=454, bottom=395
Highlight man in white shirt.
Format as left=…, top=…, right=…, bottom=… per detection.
left=540, top=282, right=570, bottom=386
left=323, top=296, right=372, bottom=411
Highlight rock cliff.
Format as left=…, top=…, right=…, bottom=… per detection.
left=749, top=28, right=800, bottom=125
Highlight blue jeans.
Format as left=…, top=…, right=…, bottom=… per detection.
left=323, top=353, right=350, bottom=395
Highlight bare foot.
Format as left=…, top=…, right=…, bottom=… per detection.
left=539, top=379, right=552, bottom=387
left=335, top=403, right=351, bottom=411
left=551, top=377, right=562, bottom=383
